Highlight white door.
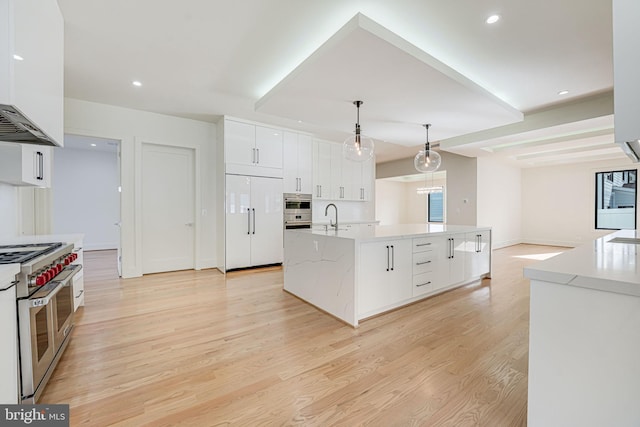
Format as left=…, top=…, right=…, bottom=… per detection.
left=225, top=120, right=255, bottom=166
left=297, top=134, right=313, bottom=194
left=141, top=144, right=195, bottom=274
left=283, top=132, right=299, bottom=193
left=225, top=174, right=252, bottom=270
left=255, top=126, right=283, bottom=169
left=250, top=177, right=283, bottom=266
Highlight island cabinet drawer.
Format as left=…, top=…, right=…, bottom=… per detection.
left=413, top=251, right=436, bottom=275
left=413, top=272, right=435, bottom=296
left=413, top=237, right=439, bottom=253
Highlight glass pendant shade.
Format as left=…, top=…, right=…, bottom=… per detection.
left=343, top=131, right=375, bottom=162
left=414, top=149, right=441, bottom=172
left=343, top=100, right=374, bottom=162
left=414, top=123, right=441, bottom=173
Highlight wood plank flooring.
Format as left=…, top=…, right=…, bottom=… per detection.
left=40, top=245, right=568, bottom=426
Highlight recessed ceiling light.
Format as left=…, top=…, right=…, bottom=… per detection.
left=91, top=143, right=97, bottom=147
left=486, top=14, right=500, bottom=24
left=558, top=90, right=569, bottom=95
left=132, top=80, right=142, bottom=87
left=297, top=120, right=303, bottom=123
left=13, top=54, right=23, bottom=61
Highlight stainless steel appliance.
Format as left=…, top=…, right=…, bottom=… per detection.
left=284, top=193, right=312, bottom=229
left=0, top=242, right=81, bottom=404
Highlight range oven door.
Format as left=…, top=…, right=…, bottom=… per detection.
left=17, top=264, right=80, bottom=403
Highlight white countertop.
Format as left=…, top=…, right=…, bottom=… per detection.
left=0, top=233, right=85, bottom=246
left=290, top=223, right=490, bottom=242
left=524, top=229, right=640, bottom=297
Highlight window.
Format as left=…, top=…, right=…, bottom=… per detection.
left=428, top=189, right=444, bottom=223
left=595, top=169, right=637, bottom=230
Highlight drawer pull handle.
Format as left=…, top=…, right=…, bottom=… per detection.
left=417, top=281, right=431, bottom=287
left=416, top=260, right=432, bottom=265
left=415, top=243, right=431, bottom=247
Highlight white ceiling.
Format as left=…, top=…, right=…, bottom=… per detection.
left=57, top=0, right=619, bottom=166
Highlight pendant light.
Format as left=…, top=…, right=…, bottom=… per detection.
left=343, top=100, right=374, bottom=162
left=414, top=123, right=441, bottom=173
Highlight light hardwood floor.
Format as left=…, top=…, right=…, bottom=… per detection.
left=40, top=245, right=568, bottom=426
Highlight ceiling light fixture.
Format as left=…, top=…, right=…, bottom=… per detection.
left=90, top=143, right=97, bottom=147
left=132, top=80, right=142, bottom=87
left=486, top=14, right=500, bottom=24
left=558, top=90, right=569, bottom=95
left=13, top=54, right=24, bottom=61
left=343, top=100, right=374, bottom=162
left=414, top=124, right=441, bottom=173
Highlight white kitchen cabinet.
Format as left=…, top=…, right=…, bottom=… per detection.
left=0, top=0, right=64, bottom=147
left=412, top=233, right=465, bottom=291
left=0, top=265, right=20, bottom=404
left=312, top=140, right=331, bottom=199
left=283, top=132, right=313, bottom=194
left=224, top=120, right=283, bottom=176
left=360, top=159, right=374, bottom=201
left=464, top=230, right=491, bottom=280
left=358, top=239, right=412, bottom=316
left=0, top=142, right=51, bottom=187
left=225, top=174, right=283, bottom=270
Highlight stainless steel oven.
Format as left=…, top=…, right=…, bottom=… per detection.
left=284, top=193, right=312, bottom=229
left=0, top=242, right=81, bottom=404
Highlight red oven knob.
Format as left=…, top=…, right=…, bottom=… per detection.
left=35, top=275, right=47, bottom=286
left=72, top=253, right=78, bottom=262
left=47, top=268, right=57, bottom=279
left=64, top=256, right=71, bottom=265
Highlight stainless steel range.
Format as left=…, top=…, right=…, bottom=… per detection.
left=0, top=242, right=82, bottom=403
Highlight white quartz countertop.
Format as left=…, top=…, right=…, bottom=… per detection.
left=524, top=229, right=640, bottom=297
left=289, top=223, right=490, bottom=242
left=0, top=233, right=85, bottom=246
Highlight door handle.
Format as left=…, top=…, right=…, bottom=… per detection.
left=390, top=245, right=395, bottom=271
left=252, top=208, right=256, bottom=234
left=416, top=260, right=431, bottom=265
left=256, top=148, right=260, bottom=164
left=252, top=148, right=256, bottom=164
left=185, top=222, right=194, bottom=227
left=247, top=209, right=251, bottom=235
left=416, top=281, right=431, bottom=287
left=386, top=245, right=390, bottom=272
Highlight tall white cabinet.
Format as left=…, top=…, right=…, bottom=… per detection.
left=283, top=132, right=313, bottom=194
left=225, top=174, right=283, bottom=270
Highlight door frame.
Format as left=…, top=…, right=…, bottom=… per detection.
left=135, top=139, right=201, bottom=276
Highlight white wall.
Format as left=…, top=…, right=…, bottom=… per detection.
left=52, top=146, right=119, bottom=250
left=0, top=183, right=18, bottom=238
left=64, top=98, right=217, bottom=278
left=377, top=151, right=477, bottom=226
left=477, top=157, right=523, bottom=248
left=522, top=158, right=635, bottom=247
left=375, top=180, right=406, bottom=224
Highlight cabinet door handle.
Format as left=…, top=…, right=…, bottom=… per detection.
left=75, top=289, right=84, bottom=299
left=476, top=234, right=482, bottom=253
left=391, top=245, right=395, bottom=271
left=252, top=208, right=256, bottom=234
left=417, top=281, right=431, bottom=287
left=416, top=260, right=431, bottom=265
left=247, top=209, right=251, bottom=235
left=386, top=245, right=390, bottom=271
left=252, top=148, right=256, bottom=164
left=448, top=238, right=453, bottom=259
left=416, top=243, right=431, bottom=247
left=256, top=148, right=260, bottom=164
left=35, top=151, right=44, bottom=181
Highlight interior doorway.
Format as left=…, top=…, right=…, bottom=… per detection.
left=52, top=134, right=122, bottom=276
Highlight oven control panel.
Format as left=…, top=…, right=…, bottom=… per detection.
left=29, top=253, right=78, bottom=287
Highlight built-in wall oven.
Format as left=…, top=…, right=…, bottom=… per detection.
left=0, top=242, right=81, bottom=403
left=284, top=193, right=312, bottom=229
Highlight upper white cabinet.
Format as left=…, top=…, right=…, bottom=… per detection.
left=0, top=0, right=64, bottom=147
left=0, top=142, right=51, bottom=187
left=283, top=131, right=313, bottom=194
left=312, top=140, right=332, bottom=199
left=224, top=119, right=283, bottom=177
left=312, top=140, right=374, bottom=201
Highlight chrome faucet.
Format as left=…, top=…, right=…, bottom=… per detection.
left=325, top=203, right=338, bottom=230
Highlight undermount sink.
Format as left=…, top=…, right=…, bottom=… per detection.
left=608, top=237, right=640, bottom=244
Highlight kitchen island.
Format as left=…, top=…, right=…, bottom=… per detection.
left=284, top=224, right=491, bottom=327
left=524, top=229, right=640, bottom=427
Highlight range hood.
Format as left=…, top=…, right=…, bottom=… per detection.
left=613, top=0, right=640, bottom=163
left=0, top=105, right=57, bottom=146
